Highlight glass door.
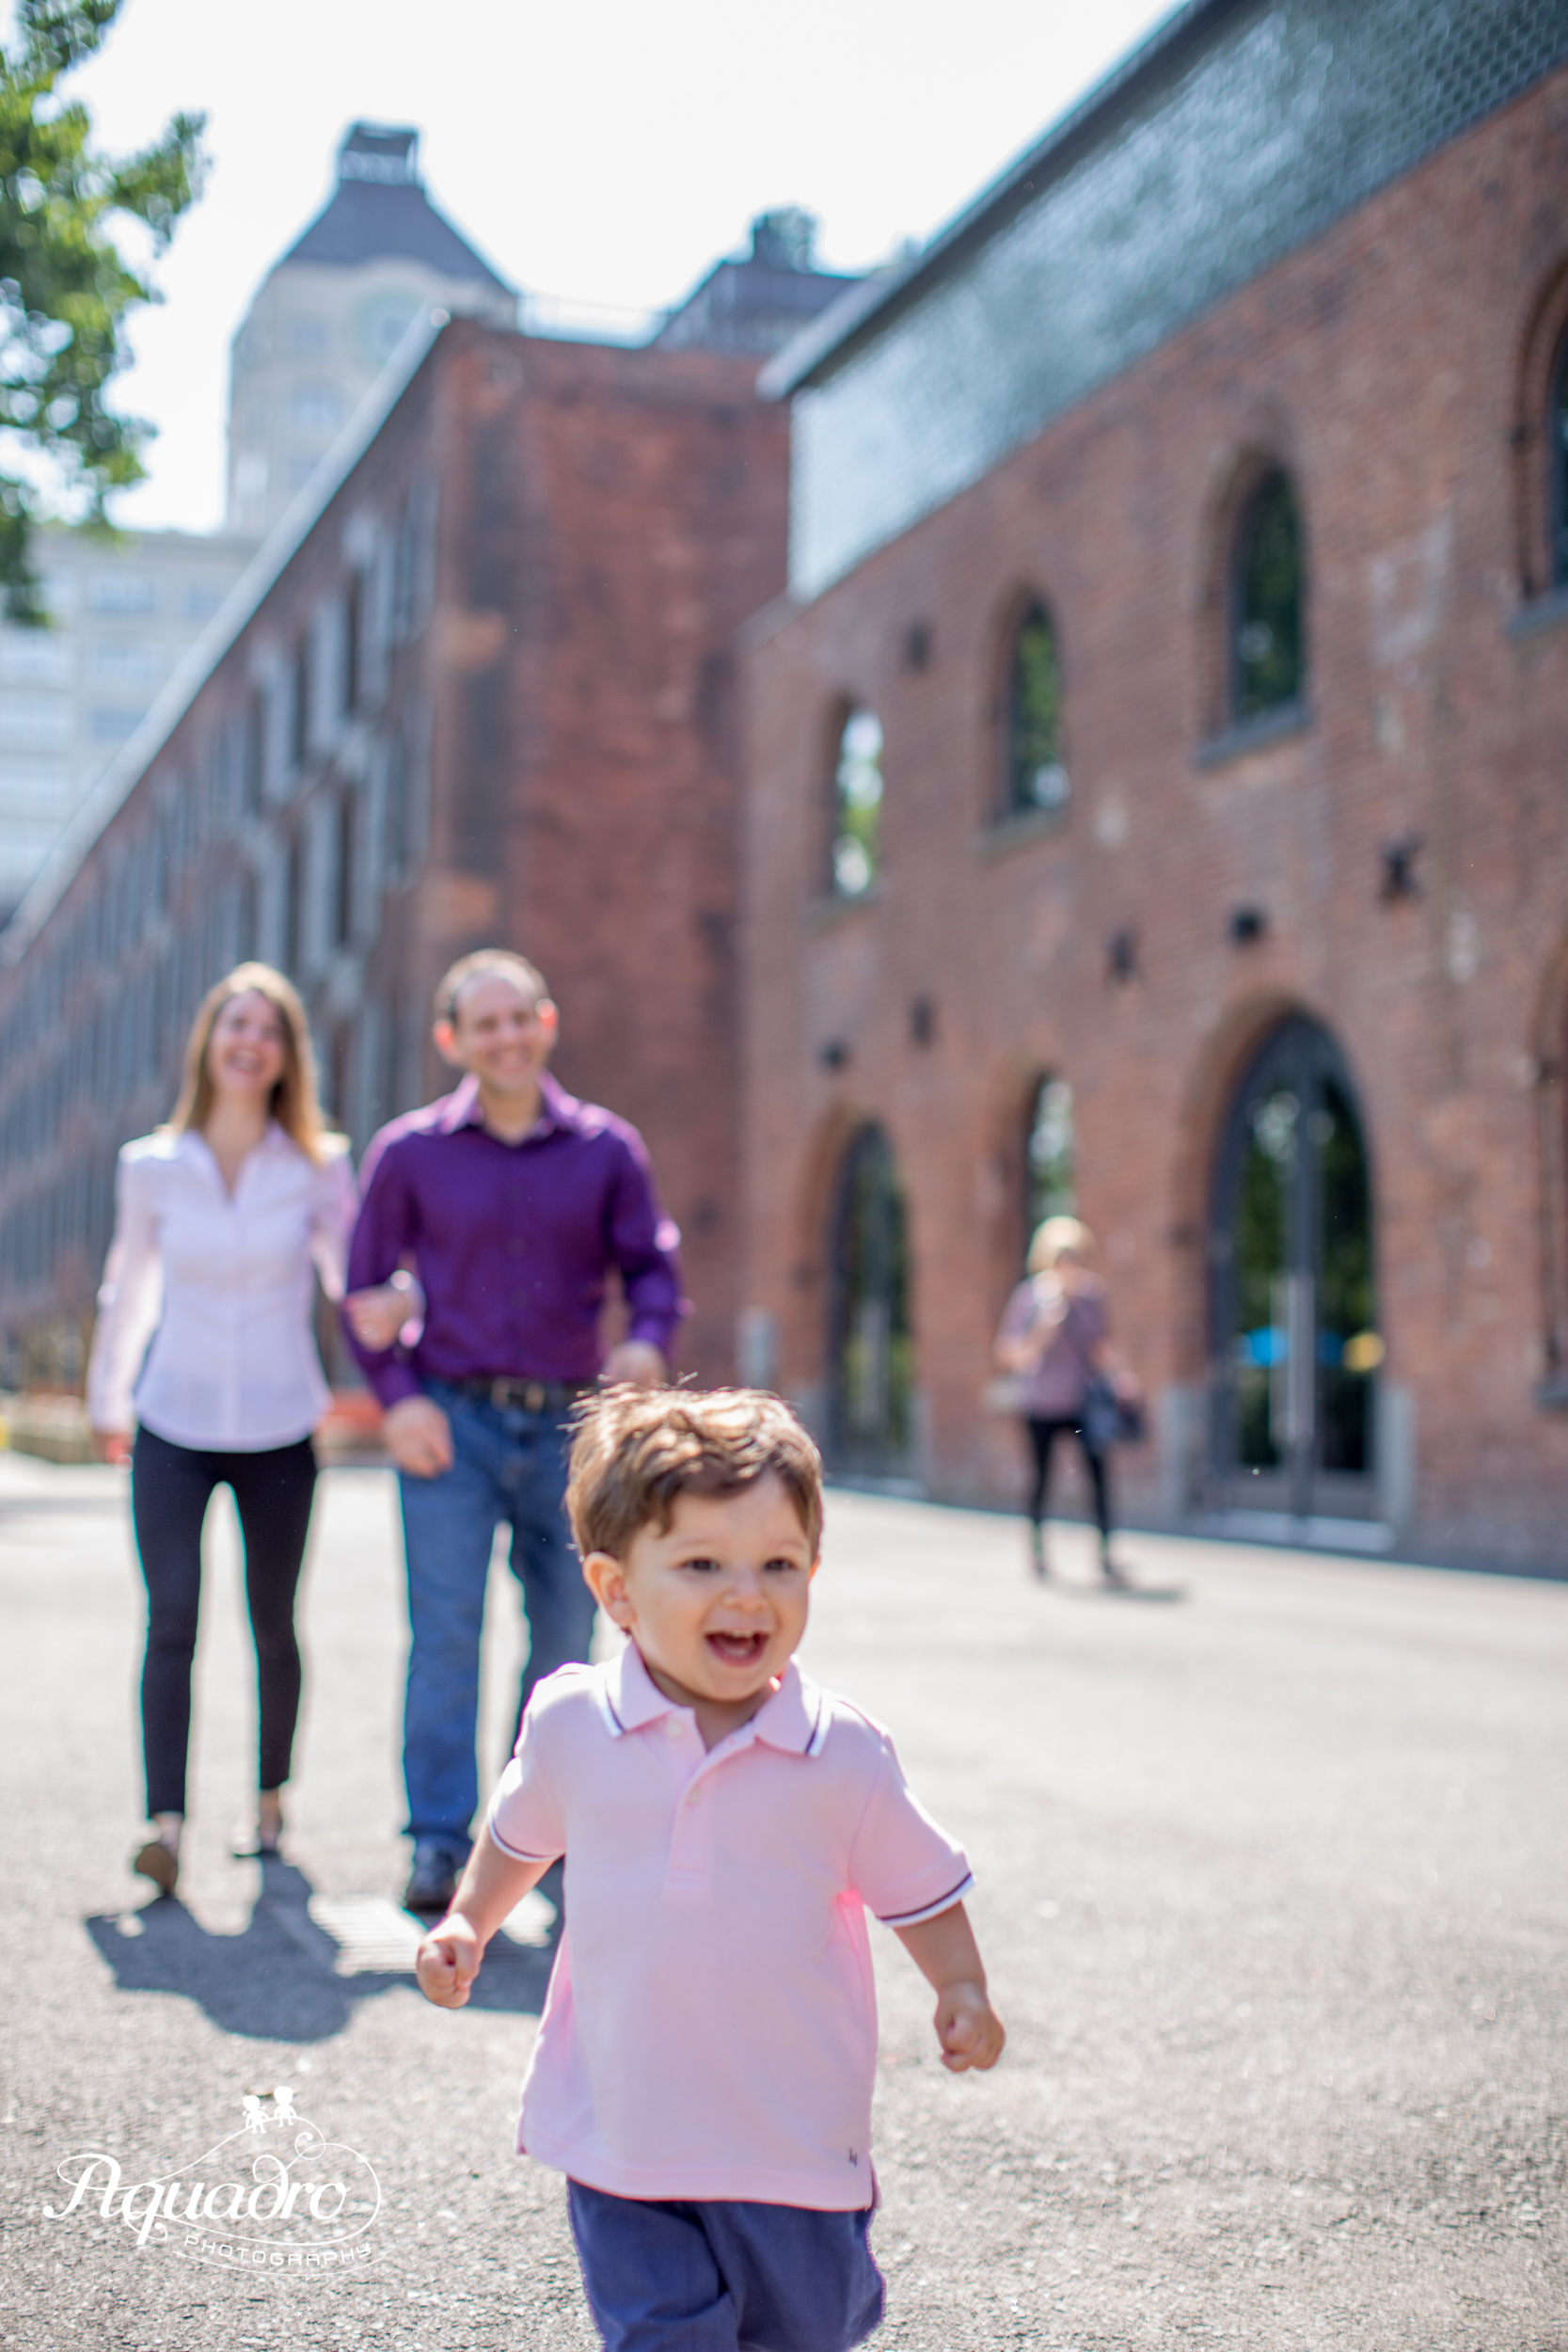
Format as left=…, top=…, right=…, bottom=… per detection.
left=1210, top=1020, right=1379, bottom=1518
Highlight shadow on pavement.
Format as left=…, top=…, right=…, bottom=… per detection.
left=86, top=1858, right=556, bottom=2040
left=1067, top=1582, right=1188, bottom=1604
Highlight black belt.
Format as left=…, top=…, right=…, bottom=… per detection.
left=452, top=1376, right=596, bottom=1415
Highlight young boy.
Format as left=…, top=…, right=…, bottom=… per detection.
left=415, top=1386, right=1005, bottom=2352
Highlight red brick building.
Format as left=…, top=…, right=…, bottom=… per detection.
left=739, top=0, right=1568, bottom=1564
left=0, top=254, right=845, bottom=1388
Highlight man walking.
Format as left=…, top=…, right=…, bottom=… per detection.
left=344, top=948, right=683, bottom=1914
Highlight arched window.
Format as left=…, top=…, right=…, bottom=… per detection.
left=1232, top=470, right=1304, bottom=719
left=1551, top=329, right=1568, bottom=589
left=1024, top=1074, right=1075, bottom=1249
left=1005, top=604, right=1068, bottom=817
left=829, top=708, right=882, bottom=898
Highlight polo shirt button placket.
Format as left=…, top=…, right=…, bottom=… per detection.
left=664, top=1753, right=716, bottom=1900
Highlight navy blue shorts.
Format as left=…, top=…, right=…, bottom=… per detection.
left=566, top=2180, right=884, bottom=2352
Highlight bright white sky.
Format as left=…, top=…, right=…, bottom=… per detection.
left=52, top=0, right=1178, bottom=532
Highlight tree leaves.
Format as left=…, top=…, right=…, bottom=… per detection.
left=0, top=0, right=206, bottom=619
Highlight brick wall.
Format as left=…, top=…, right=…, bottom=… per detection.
left=740, top=64, right=1568, bottom=1564
left=0, top=321, right=788, bottom=1391
left=408, top=332, right=789, bottom=1377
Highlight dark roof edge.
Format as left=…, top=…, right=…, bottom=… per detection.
left=0, top=306, right=464, bottom=971
left=395, top=189, right=516, bottom=294
left=759, top=0, right=1234, bottom=399
left=278, top=183, right=516, bottom=293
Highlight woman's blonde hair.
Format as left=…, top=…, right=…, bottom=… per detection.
left=166, top=963, right=335, bottom=1164
left=1027, top=1214, right=1096, bottom=1275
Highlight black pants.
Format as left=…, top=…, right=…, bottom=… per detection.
left=131, top=1426, right=317, bottom=1818
left=1025, top=1416, right=1112, bottom=1548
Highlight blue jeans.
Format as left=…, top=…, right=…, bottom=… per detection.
left=567, top=2182, right=883, bottom=2352
left=398, top=1383, right=594, bottom=1851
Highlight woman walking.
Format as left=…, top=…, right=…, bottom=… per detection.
left=994, top=1216, right=1134, bottom=1585
left=87, top=964, right=403, bottom=1895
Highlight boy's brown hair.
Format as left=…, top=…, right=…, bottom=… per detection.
left=566, top=1387, right=824, bottom=1560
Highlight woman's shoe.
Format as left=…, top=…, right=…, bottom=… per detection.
left=231, top=1789, right=285, bottom=1860
left=229, top=1821, right=283, bottom=1860
left=132, top=1837, right=179, bottom=1897
left=230, top=1804, right=284, bottom=1860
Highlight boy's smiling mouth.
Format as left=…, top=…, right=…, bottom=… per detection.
left=705, top=1630, right=769, bottom=1668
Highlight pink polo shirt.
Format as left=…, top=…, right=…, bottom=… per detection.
left=486, top=1644, right=974, bottom=2210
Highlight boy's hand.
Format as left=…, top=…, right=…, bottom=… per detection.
left=895, top=1901, right=1005, bottom=2073
left=416, top=1914, right=483, bottom=2008
left=414, top=1826, right=546, bottom=2006
left=934, top=1979, right=1006, bottom=2073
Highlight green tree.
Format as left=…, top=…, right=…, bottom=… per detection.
left=0, top=0, right=205, bottom=619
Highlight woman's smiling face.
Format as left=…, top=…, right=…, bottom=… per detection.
left=205, top=989, right=288, bottom=1104
left=582, top=1472, right=817, bottom=1736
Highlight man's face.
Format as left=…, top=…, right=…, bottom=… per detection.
left=436, top=975, right=558, bottom=1091
left=586, top=1473, right=818, bottom=1714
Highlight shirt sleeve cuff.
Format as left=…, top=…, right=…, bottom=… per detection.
left=485, top=1810, right=563, bottom=1865
left=874, top=1870, right=976, bottom=1929
left=626, top=1314, right=679, bottom=1356
left=364, top=1361, right=423, bottom=1411
left=87, top=1383, right=130, bottom=1431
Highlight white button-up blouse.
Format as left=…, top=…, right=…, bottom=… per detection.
left=86, top=1124, right=358, bottom=1452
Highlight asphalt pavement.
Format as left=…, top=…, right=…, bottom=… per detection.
left=1, top=1451, right=1564, bottom=2351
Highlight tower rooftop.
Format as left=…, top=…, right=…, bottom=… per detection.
left=279, top=121, right=514, bottom=290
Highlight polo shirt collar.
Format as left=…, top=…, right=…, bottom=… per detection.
left=600, top=1643, right=825, bottom=1757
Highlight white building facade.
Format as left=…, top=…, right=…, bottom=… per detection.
left=0, top=527, right=258, bottom=918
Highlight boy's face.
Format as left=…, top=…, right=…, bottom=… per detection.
left=583, top=1472, right=818, bottom=1719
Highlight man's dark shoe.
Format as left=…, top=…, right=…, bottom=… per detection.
left=403, top=1842, right=462, bottom=1915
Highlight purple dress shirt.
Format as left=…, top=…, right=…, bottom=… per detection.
left=344, top=1072, right=686, bottom=1409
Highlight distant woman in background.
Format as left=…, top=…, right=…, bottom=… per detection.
left=994, top=1215, right=1134, bottom=1585
left=87, top=963, right=407, bottom=1896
